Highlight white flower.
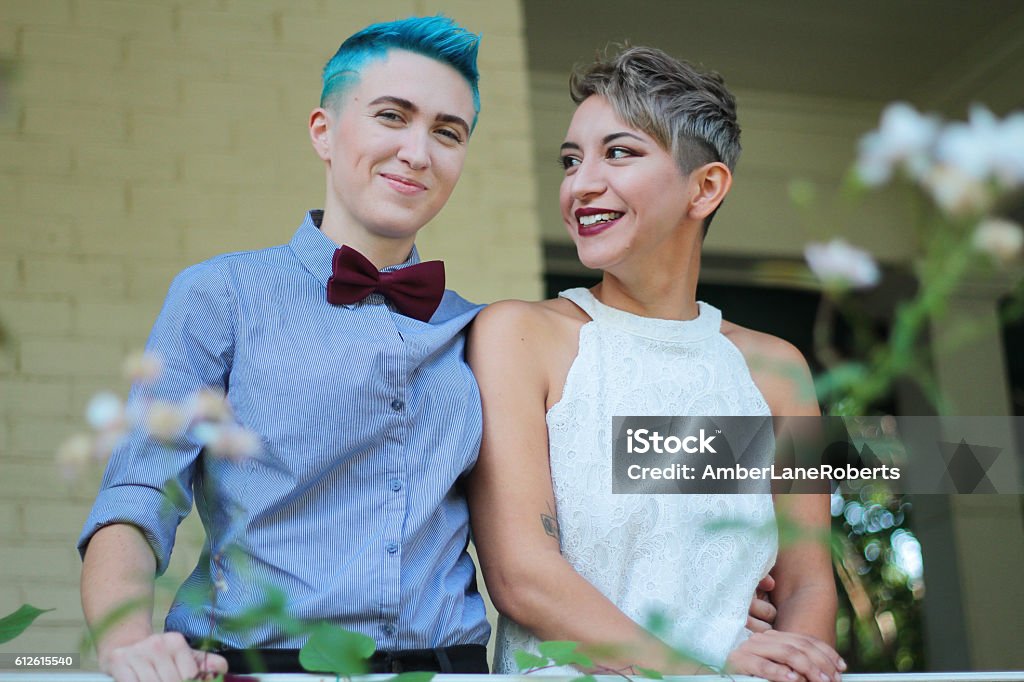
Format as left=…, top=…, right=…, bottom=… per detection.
left=856, top=103, right=940, bottom=186
left=202, top=424, right=262, bottom=461
left=122, top=351, right=163, bottom=386
left=805, top=239, right=881, bottom=290
left=934, top=105, right=1002, bottom=181
left=920, top=164, right=993, bottom=217
left=56, top=434, right=94, bottom=482
left=86, top=392, right=126, bottom=432
left=190, top=387, right=232, bottom=423
left=972, top=218, right=1024, bottom=264
left=990, top=111, right=1024, bottom=187
left=146, top=400, right=189, bottom=441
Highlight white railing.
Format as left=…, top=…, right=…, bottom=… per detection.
left=3, top=673, right=1024, bottom=682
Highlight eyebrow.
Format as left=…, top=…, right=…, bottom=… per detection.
left=559, top=131, right=646, bottom=152
left=368, top=95, right=471, bottom=136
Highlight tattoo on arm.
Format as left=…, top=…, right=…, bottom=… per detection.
left=541, top=501, right=560, bottom=540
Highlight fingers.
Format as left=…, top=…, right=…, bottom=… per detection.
left=747, top=615, right=773, bottom=634
left=729, top=631, right=842, bottom=682
left=104, top=655, right=141, bottom=682
left=192, top=650, right=229, bottom=676
left=805, top=636, right=847, bottom=673
left=727, top=646, right=802, bottom=682
left=99, top=633, right=207, bottom=682
left=757, top=573, right=777, bottom=593
left=749, top=594, right=778, bottom=624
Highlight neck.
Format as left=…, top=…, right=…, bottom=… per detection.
left=594, top=238, right=703, bottom=320
left=319, top=198, right=417, bottom=270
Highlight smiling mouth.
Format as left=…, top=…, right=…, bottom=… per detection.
left=380, top=173, right=427, bottom=194
left=578, top=211, right=623, bottom=227
left=576, top=210, right=624, bottom=236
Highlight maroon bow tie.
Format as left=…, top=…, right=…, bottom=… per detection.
left=326, top=246, right=445, bottom=322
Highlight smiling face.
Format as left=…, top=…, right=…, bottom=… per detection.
left=559, top=95, right=701, bottom=273
left=310, top=49, right=476, bottom=248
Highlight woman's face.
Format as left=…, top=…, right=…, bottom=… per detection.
left=559, top=95, right=696, bottom=272
left=313, top=49, right=476, bottom=243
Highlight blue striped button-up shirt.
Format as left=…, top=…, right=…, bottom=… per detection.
left=78, top=211, right=490, bottom=650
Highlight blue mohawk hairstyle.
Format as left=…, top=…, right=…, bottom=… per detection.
left=320, top=15, right=481, bottom=127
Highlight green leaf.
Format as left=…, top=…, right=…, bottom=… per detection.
left=643, top=610, right=670, bottom=637
left=298, top=623, right=376, bottom=675
left=537, top=640, right=592, bottom=667
left=637, top=667, right=664, bottom=679
left=513, top=650, right=550, bottom=671
left=0, top=605, right=53, bottom=645
left=393, top=672, right=436, bottom=682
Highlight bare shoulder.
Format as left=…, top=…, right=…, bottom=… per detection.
left=721, top=319, right=817, bottom=416
left=721, top=319, right=807, bottom=367
left=472, top=297, right=584, bottom=342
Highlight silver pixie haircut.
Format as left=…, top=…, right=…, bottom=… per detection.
left=570, top=45, right=741, bottom=233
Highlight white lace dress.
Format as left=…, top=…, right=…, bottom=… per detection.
left=493, top=288, right=778, bottom=673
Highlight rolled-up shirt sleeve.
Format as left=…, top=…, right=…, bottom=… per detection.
left=77, top=259, right=235, bottom=575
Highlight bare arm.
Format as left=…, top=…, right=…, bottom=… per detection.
left=761, top=341, right=838, bottom=644
left=723, top=331, right=844, bottom=682
left=467, top=302, right=694, bottom=673
left=81, top=524, right=226, bottom=682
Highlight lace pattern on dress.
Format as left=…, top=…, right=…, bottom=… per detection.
left=494, top=289, right=778, bottom=673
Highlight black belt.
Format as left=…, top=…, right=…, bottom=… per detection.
left=214, top=643, right=488, bottom=674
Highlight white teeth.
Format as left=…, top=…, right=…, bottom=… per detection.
left=579, top=212, right=623, bottom=227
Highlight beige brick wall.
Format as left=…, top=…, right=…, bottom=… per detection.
left=0, top=0, right=539, bottom=663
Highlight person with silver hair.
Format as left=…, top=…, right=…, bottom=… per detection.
left=469, top=46, right=843, bottom=682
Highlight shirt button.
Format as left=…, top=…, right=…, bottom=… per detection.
left=390, top=398, right=405, bottom=412
left=382, top=623, right=395, bottom=636
left=389, top=478, right=403, bottom=492
left=386, top=542, right=399, bottom=554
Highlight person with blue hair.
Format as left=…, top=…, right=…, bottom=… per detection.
left=78, top=15, right=490, bottom=680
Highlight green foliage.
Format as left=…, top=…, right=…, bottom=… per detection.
left=215, top=585, right=308, bottom=642
left=832, top=489, right=923, bottom=671
left=298, top=622, right=376, bottom=676
left=515, top=641, right=597, bottom=673
left=79, top=596, right=151, bottom=652
left=538, top=641, right=594, bottom=668
left=636, top=666, right=664, bottom=679
left=514, top=650, right=549, bottom=670
left=0, top=605, right=53, bottom=645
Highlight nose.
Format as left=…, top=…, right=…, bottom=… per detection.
left=395, top=128, right=431, bottom=170
left=569, top=157, right=605, bottom=202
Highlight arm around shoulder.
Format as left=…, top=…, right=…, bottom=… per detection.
left=736, top=330, right=838, bottom=645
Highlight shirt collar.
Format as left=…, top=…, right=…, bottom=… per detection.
left=289, top=210, right=422, bottom=291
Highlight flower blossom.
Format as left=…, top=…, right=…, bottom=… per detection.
left=198, top=423, right=262, bottom=461
left=122, top=351, right=163, bottom=386
left=191, top=387, right=232, bottom=423
left=86, top=392, right=126, bottom=433
left=989, top=111, right=1024, bottom=187
left=920, top=164, right=993, bottom=217
left=146, top=400, right=189, bottom=441
left=56, top=434, right=94, bottom=482
left=934, top=105, right=1004, bottom=181
left=805, top=239, right=881, bottom=290
left=972, top=218, right=1024, bottom=265
left=856, top=103, right=940, bottom=186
